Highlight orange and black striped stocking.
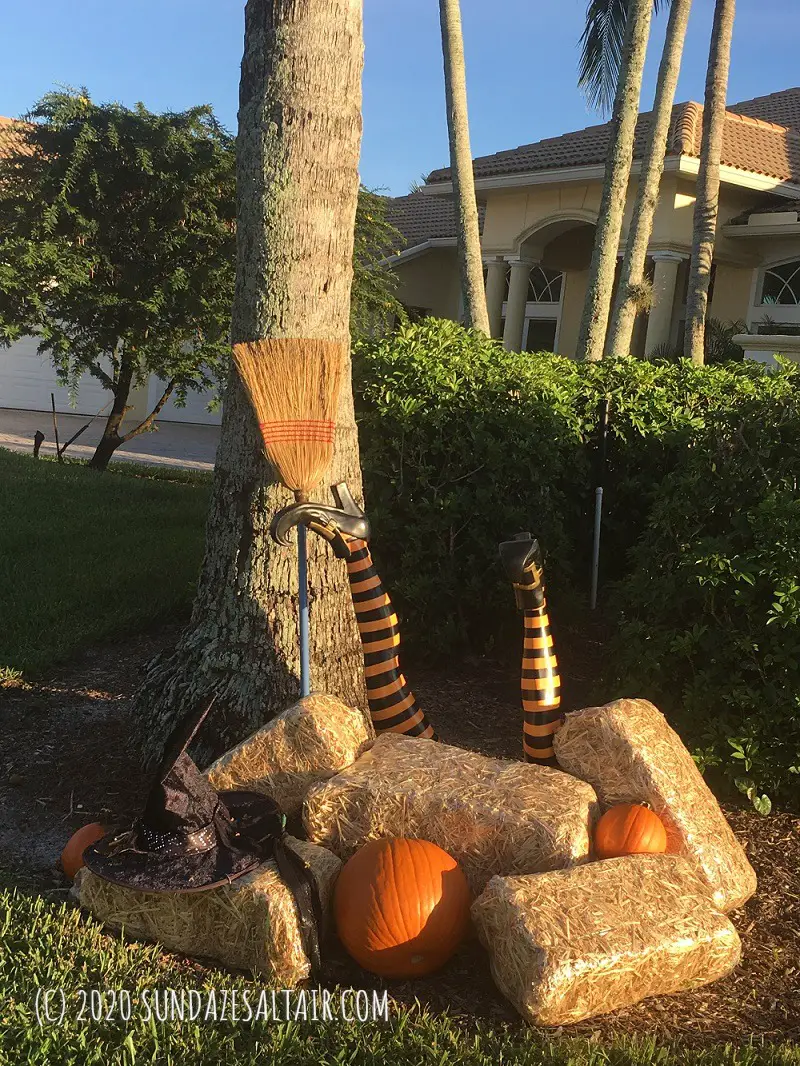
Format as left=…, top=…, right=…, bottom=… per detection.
left=343, top=537, right=437, bottom=739
left=521, top=598, right=562, bottom=763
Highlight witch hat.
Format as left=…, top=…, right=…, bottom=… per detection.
left=82, top=696, right=322, bottom=969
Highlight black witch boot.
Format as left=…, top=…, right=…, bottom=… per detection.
left=272, top=484, right=437, bottom=741
left=499, top=533, right=562, bottom=764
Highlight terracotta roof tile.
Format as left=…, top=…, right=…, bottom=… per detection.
left=426, top=88, right=800, bottom=187
left=0, top=116, right=34, bottom=158
left=728, top=87, right=800, bottom=131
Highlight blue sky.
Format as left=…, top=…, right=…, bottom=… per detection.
left=3, top=1, right=799, bottom=196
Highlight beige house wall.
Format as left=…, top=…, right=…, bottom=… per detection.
left=391, top=171, right=800, bottom=357
left=391, top=247, right=461, bottom=320
left=557, top=269, right=588, bottom=356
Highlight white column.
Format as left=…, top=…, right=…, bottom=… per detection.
left=484, top=257, right=507, bottom=340
left=503, top=258, right=534, bottom=352
left=645, top=252, right=685, bottom=355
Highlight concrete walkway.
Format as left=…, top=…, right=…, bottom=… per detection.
left=0, top=408, right=220, bottom=471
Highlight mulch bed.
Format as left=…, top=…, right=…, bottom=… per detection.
left=1, top=623, right=798, bottom=1047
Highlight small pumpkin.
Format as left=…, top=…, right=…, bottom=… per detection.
left=334, top=837, right=471, bottom=978
left=594, top=803, right=667, bottom=859
left=61, top=822, right=106, bottom=880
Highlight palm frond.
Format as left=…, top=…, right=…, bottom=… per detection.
left=579, top=0, right=668, bottom=114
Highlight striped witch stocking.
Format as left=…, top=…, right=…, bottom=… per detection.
left=342, top=536, right=437, bottom=739
left=499, top=535, right=562, bottom=763
left=302, top=503, right=437, bottom=740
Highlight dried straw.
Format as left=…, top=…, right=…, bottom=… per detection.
left=232, top=338, right=345, bottom=493
left=74, top=837, right=340, bottom=985
left=472, top=854, right=742, bottom=1027
left=303, top=732, right=599, bottom=894
left=205, top=693, right=373, bottom=817
left=553, top=698, right=757, bottom=912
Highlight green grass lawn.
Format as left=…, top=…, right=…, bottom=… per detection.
left=2, top=887, right=797, bottom=1066
left=0, top=449, right=210, bottom=679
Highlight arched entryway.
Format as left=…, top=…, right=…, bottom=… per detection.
left=484, top=212, right=598, bottom=355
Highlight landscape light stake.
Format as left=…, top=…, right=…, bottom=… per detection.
left=232, top=338, right=345, bottom=697
left=50, top=393, right=62, bottom=462
left=590, top=397, right=611, bottom=610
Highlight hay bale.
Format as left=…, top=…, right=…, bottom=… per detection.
left=303, top=733, right=598, bottom=893
left=553, top=698, right=756, bottom=911
left=74, top=837, right=340, bottom=985
left=472, top=854, right=741, bottom=1027
left=205, top=693, right=372, bottom=816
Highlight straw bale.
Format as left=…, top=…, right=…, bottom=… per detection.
left=303, top=733, right=598, bottom=893
left=74, top=837, right=340, bottom=985
left=553, top=698, right=756, bottom=911
left=472, top=854, right=741, bottom=1027
left=205, top=693, right=372, bottom=817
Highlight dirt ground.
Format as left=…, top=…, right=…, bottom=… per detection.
left=1, top=622, right=798, bottom=1047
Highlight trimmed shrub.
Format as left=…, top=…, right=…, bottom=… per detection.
left=354, top=319, right=800, bottom=809
left=611, top=382, right=800, bottom=810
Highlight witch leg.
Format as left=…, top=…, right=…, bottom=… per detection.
left=499, top=533, right=562, bottom=764
left=273, top=484, right=437, bottom=740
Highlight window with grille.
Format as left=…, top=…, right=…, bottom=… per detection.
left=502, top=265, right=563, bottom=302
left=760, top=260, right=800, bottom=305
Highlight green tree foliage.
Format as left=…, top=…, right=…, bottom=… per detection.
left=355, top=319, right=800, bottom=808
left=579, top=0, right=668, bottom=113
left=0, top=90, right=400, bottom=470
left=0, top=90, right=236, bottom=470
left=351, top=187, right=403, bottom=337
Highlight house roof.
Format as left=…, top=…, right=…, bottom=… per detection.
left=0, top=116, right=33, bottom=158
left=426, top=88, right=800, bottom=187
left=385, top=192, right=484, bottom=250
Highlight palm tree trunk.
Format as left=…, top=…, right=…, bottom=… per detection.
left=134, top=0, right=368, bottom=766
left=684, top=0, right=736, bottom=365
left=439, top=0, right=489, bottom=334
left=576, top=0, right=654, bottom=363
left=607, top=0, right=693, bottom=358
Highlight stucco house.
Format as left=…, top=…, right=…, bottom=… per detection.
left=386, top=87, right=800, bottom=363
left=3, top=89, right=800, bottom=423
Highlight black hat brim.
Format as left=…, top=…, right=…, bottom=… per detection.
left=82, top=791, right=284, bottom=894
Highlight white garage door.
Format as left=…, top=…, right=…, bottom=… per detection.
left=0, top=336, right=111, bottom=416
left=148, top=376, right=222, bottom=425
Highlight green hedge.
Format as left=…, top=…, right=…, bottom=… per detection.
left=354, top=319, right=800, bottom=809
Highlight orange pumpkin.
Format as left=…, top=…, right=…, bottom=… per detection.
left=61, top=822, right=106, bottom=880
left=594, top=804, right=667, bottom=859
left=334, top=837, right=471, bottom=978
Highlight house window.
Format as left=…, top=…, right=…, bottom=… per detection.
left=502, top=265, right=564, bottom=303
left=760, top=260, right=800, bottom=305
left=524, top=319, right=558, bottom=352
left=528, top=266, right=563, bottom=303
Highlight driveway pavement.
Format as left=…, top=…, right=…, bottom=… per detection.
left=0, top=408, right=220, bottom=471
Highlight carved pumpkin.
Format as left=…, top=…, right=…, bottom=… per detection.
left=61, top=823, right=106, bottom=881
left=594, top=804, right=667, bottom=859
left=334, top=837, right=471, bottom=977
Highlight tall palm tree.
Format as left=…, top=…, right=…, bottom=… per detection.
left=684, top=0, right=736, bottom=364
left=439, top=0, right=490, bottom=334
left=607, top=0, right=693, bottom=357
left=576, top=0, right=654, bottom=362
left=136, top=0, right=368, bottom=763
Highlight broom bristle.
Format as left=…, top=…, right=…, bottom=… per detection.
left=232, top=338, right=346, bottom=494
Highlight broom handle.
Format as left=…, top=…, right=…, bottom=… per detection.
left=298, top=523, right=311, bottom=697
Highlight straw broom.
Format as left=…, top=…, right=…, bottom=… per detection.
left=232, top=338, right=346, bottom=696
